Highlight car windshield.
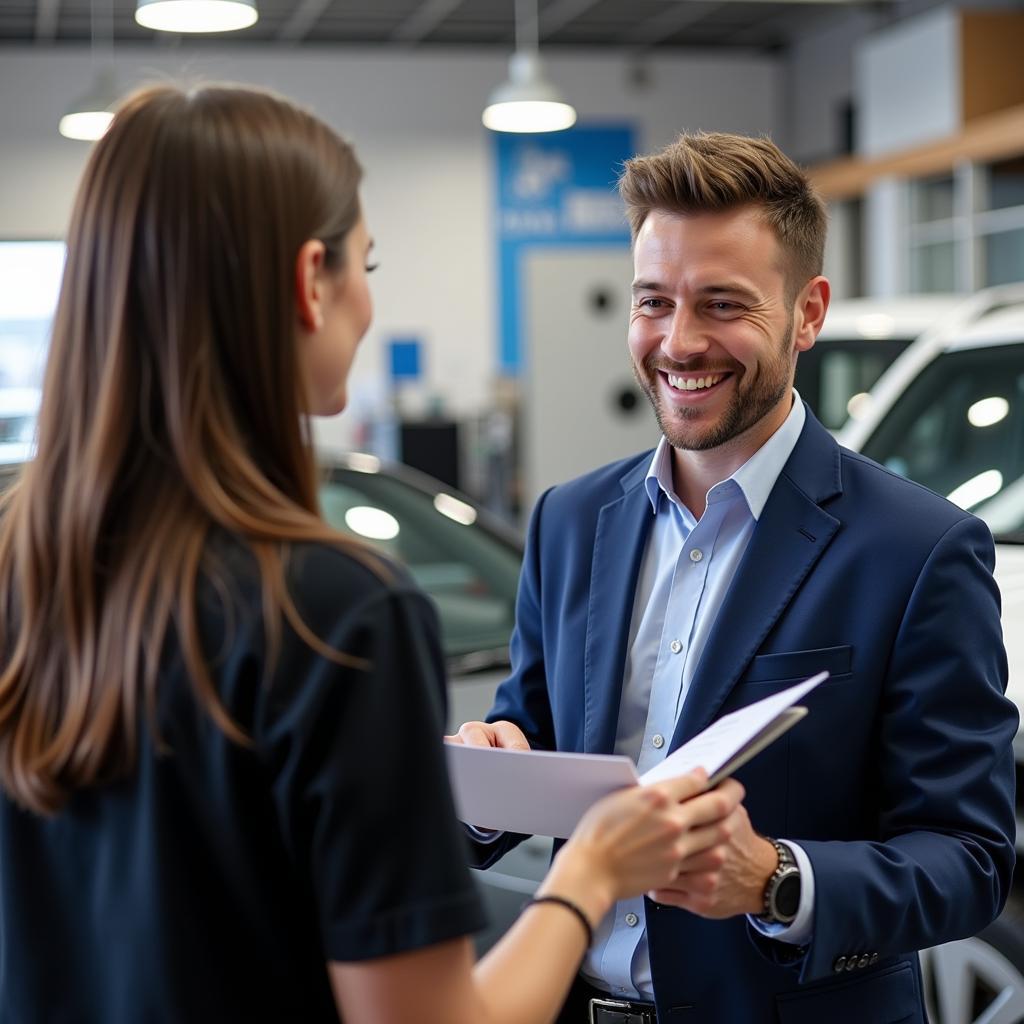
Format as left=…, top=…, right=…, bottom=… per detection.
left=860, top=342, right=1024, bottom=543
left=795, top=336, right=911, bottom=431
left=318, top=465, right=522, bottom=664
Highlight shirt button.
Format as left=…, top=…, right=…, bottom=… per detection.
left=689, top=548, right=703, bottom=562
left=670, top=639, right=682, bottom=654
left=652, top=734, right=665, bottom=749
left=625, top=912, right=639, bottom=927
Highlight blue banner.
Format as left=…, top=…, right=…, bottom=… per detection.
left=493, top=124, right=636, bottom=373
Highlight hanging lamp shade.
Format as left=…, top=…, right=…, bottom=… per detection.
left=482, top=52, right=577, bottom=133
left=135, top=0, right=258, bottom=33
left=58, top=68, right=117, bottom=141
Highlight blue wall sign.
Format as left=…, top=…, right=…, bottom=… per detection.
left=493, top=124, right=636, bottom=373
left=388, top=337, right=423, bottom=382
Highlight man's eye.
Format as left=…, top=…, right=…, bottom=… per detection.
left=365, top=262, right=380, bottom=273
left=638, top=298, right=665, bottom=309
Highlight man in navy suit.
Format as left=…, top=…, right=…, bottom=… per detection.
left=452, top=132, right=1018, bottom=1023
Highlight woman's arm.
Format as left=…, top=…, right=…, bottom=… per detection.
left=328, top=773, right=742, bottom=1024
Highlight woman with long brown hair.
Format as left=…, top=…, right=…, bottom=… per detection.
left=0, top=83, right=740, bottom=1024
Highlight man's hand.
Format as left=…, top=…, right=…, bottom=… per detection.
left=647, top=798, right=778, bottom=919
left=445, top=720, right=530, bottom=750
left=444, top=721, right=530, bottom=833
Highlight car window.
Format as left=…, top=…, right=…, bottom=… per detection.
left=860, top=343, right=1024, bottom=541
left=795, top=338, right=910, bottom=431
left=318, top=467, right=522, bottom=662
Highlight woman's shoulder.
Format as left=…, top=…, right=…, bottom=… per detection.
left=202, top=530, right=425, bottom=634
left=286, top=539, right=424, bottom=620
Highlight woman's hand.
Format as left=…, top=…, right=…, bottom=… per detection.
left=541, top=772, right=745, bottom=925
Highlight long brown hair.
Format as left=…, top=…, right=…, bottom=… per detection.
left=0, top=83, right=378, bottom=815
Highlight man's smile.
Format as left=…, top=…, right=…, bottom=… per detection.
left=665, top=372, right=729, bottom=392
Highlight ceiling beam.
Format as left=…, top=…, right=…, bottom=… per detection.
left=391, top=0, right=468, bottom=44
left=35, top=0, right=61, bottom=41
left=538, top=0, right=604, bottom=38
left=622, top=1, right=727, bottom=47
left=278, top=0, right=332, bottom=42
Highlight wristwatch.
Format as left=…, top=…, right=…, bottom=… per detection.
left=759, top=839, right=801, bottom=925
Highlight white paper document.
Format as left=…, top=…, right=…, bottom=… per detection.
left=446, top=670, right=827, bottom=838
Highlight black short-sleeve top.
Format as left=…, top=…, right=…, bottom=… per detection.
left=0, top=536, right=486, bottom=1023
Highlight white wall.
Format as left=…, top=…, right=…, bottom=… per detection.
left=785, top=8, right=883, bottom=165
left=855, top=6, right=960, bottom=158
left=0, top=46, right=780, bottom=451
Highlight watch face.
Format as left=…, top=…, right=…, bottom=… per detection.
left=775, top=871, right=801, bottom=919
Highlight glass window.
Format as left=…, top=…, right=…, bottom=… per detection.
left=984, top=156, right=1024, bottom=213
left=983, top=227, right=1024, bottom=287
left=860, top=344, right=1024, bottom=540
left=909, top=175, right=955, bottom=224
left=909, top=239, right=957, bottom=293
left=0, top=241, right=65, bottom=463
left=318, top=466, right=521, bottom=663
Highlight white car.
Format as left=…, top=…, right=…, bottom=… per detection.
left=798, top=295, right=963, bottom=432
left=838, top=283, right=1024, bottom=1024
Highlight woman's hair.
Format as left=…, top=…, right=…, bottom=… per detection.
left=0, top=83, right=376, bottom=815
left=618, top=132, right=827, bottom=299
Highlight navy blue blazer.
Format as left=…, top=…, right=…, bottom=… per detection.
left=471, top=407, right=1017, bottom=1024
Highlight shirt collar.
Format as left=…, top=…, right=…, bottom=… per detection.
left=643, top=392, right=806, bottom=521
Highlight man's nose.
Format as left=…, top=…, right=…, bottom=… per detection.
left=662, top=309, right=711, bottom=362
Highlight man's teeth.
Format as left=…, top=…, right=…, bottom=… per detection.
left=667, top=373, right=724, bottom=391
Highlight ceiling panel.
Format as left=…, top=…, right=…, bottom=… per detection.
left=0, top=0, right=914, bottom=53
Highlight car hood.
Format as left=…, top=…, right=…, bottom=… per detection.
left=995, top=542, right=1024, bottom=720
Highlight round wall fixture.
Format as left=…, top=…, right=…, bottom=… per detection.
left=613, top=385, right=641, bottom=415
left=589, top=286, right=615, bottom=315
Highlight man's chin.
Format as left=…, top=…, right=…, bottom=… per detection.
left=651, top=401, right=732, bottom=451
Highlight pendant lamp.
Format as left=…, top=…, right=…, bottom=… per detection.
left=483, top=0, right=576, bottom=133
left=58, top=0, right=117, bottom=141
left=135, top=0, right=258, bottom=33
left=59, top=68, right=117, bottom=141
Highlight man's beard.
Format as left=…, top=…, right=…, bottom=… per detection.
left=633, top=314, right=794, bottom=452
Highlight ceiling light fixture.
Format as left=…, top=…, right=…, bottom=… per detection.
left=59, top=0, right=117, bottom=141
left=135, top=0, right=258, bottom=33
left=59, top=68, right=118, bottom=140
left=483, top=0, right=576, bottom=133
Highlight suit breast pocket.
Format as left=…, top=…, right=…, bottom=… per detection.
left=740, top=644, right=853, bottom=687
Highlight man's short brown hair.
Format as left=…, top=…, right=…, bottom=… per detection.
left=618, top=132, right=826, bottom=295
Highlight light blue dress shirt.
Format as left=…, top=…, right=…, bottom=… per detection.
left=579, top=394, right=815, bottom=1001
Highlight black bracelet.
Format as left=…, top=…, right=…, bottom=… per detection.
left=522, top=895, right=595, bottom=947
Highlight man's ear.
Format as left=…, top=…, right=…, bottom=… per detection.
left=295, top=239, right=328, bottom=333
left=793, top=276, right=830, bottom=354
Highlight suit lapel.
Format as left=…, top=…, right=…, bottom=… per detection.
left=583, top=463, right=653, bottom=753
left=670, top=412, right=843, bottom=748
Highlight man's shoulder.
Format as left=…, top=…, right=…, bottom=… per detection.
left=832, top=446, right=984, bottom=540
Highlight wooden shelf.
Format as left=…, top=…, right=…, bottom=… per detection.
left=808, top=103, right=1024, bottom=201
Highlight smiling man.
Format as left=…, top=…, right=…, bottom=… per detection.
left=455, top=133, right=1017, bottom=1023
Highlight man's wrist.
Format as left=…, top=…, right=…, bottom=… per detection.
left=757, top=839, right=801, bottom=925
left=746, top=835, right=779, bottom=913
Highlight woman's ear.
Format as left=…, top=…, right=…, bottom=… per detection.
left=295, top=239, right=328, bottom=333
